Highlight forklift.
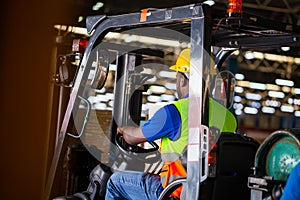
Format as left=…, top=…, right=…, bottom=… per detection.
left=46, top=1, right=300, bottom=199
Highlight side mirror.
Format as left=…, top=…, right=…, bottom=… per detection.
left=212, top=70, right=235, bottom=109
left=90, top=49, right=110, bottom=90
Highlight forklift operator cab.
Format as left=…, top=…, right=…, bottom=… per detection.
left=54, top=42, right=241, bottom=200
left=47, top=2, right=300, bottom=200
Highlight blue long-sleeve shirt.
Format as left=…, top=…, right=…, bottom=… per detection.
left=142, top=103, right=181, bottom=141
left=280, top=162, right=300, bottom=200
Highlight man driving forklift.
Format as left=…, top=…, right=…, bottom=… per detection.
left=105, top=48, right=191, bottom=200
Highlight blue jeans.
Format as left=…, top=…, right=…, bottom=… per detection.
left=105, top=170, right=163, bottom=200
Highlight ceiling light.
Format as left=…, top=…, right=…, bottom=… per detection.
left=161, top=94, right=175, bottom=102
left=282, top=86, right=291, bottom=93
left=234, top=86, right=244, bottom=93
left=249, top=102, right=261, bottom=108
left=147, top=95, right=162, bottom=103
left=245, top=93, right=262, bottom=101
left=104, top=32, right=182, bottom=47
left=253, top=52, right=264, bottom=60
left=78, top=16, right=83, bottom=23
left=164, top=83, right=176, bottom=90
left=234, top=96, right=242, bottom=102
left=236, top=80, right=249, bottom=87
left=265, top=100, right=281, bottom=107
left=233, top=103, right=243, bottom=110
left=249, top=82, right=266, bottom=90
left=275, top=78, right=294, bottom=87
left=203, top=0, right=215, bottom=6
left=294, top=88, right=300, bottom=95
left=235, top=109, right=242, bottom=115
left=280, top=105, right=294, bottom=113
left=262, top=106, right=275, bottom=114
left=295, top=99, right=300, bottom=106
left=244, top=51, right=255, bottom=60
left=149, top=85, right=166, bottom=94
left=281, top=46, right=290, bottom=51
left=288, top=98, right=300, bottom=106
left=159, top=71, right=176, bottom=78
left=54, top=25, right=88, bottom=36
left=93, top=2, right=104, bottom=11
left=244, top=107, right=258, bottom=115
left=264, top=53, right=295, bottom=63
left=235, top=73, right=245, bottom=80
left=268, top=91, right=285, bottom=98
left=266, top=84, right=280, bottom=91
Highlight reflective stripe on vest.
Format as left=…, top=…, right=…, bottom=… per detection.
left=160, top=160, right=187, bottom=198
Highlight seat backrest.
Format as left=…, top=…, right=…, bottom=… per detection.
left=200, top=132, right=259, bottom=200
left=216, top=133, right=259, bottom=176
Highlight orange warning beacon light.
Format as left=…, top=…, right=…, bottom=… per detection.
left=227, top=0, right=242, bottom=17
left=72, top=39, right=88, bottom=54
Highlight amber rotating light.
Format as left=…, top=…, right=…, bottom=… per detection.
left=227, top=0, right=242, bottom=17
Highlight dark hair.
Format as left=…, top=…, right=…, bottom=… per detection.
left=180, top=72, right=189, bottom=80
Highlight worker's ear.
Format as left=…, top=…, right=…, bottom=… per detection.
left=181, top=75, right=188, bottom=87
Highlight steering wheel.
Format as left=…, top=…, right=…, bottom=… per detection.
left=115, top=133, right=161, bottom=163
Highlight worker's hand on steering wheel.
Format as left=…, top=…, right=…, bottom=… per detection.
left=115, top=126, right=160, bottom=163
left=116, top=127, right=136, bottom=147
left=117, top=127, right=124, bottom=135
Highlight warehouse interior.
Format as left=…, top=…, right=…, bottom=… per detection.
left=1, top=0, right=300, bottom=199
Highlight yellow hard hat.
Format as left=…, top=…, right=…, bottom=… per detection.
left=169, top=48, right=190, bottom=73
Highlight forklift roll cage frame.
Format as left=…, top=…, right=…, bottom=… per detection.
left=46, top=2, right=300, bottom=200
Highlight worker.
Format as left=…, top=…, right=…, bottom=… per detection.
left=280, top=161, right=300, bottom=200
left=105, top=48, right=191, bottom=200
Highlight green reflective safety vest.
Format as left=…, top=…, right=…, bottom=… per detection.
left=160, top=98, right=188, bottom=198
left=159, top=97, right=237, bottom=197
left=160, top=97, right=237, bottom=162
left=160, top=98, right=189, bottom=162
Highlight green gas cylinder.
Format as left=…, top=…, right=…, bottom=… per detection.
left=255, top=129, right=300, bottom=181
